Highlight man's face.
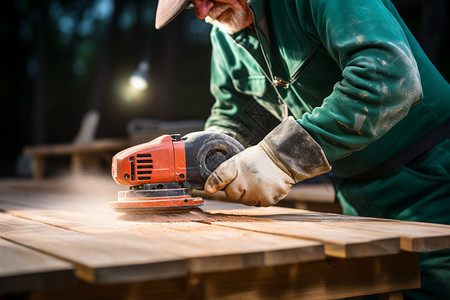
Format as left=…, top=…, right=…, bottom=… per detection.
left=190, top=0, right=254, bottom=34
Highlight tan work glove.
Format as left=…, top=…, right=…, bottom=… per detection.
left=204, top=117, right=332, bottom=207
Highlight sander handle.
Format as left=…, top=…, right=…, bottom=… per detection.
left=182, top=132, right=244, bottom=190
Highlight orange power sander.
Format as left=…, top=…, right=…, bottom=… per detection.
left=110, top=132, right=244, bottom=213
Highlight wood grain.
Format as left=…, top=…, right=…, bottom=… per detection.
left=0, top=180, right=402, bottom=259
left=199, top=202, right=399, bottom=258
left=28, top=252, right=419, bottom=300
left=1, top=208, right=325, bottom=273
left=0, top=182, right=326, bottom=284
left=0, top=236, right=74, bottom=294
left=191, top=252, right=420, bottom=300
left=0, top=213, right=186, bottom=284
left=0, top=178, right=439, bottom=299
left=202, top=201, right=450, bottom=253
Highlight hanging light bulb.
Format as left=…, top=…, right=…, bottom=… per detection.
left=129, top=60, right=149, bottom=90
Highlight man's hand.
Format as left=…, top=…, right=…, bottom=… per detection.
left=204, top=117, right=332, bottom=207
left=204, top=144, right=295, bottom=206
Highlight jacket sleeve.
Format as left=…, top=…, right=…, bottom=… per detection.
left=296, top=0, right=423, bottom=162
left=205, top=28, right=281, bottom=146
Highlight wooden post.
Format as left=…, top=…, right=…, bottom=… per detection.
left=32, top=155, right=45, bottom=180
left=380, top=291, right=404, bottom=300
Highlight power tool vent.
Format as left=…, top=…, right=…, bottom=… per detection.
left=136, top=153, right=153, bottom=180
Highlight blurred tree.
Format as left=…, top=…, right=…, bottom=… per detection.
left=419, top=0, right=447, bottom=64
left=152, top=14, right=186, bottom=120
left=89, top=0, right=124, bottom=112
left=32, top=0, right=50, bottom=144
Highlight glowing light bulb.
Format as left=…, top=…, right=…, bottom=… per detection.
left=129, top=60, right=149, bottom=91
left=129, top=75, right=148, bottom=90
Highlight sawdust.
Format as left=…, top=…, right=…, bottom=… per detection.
left=117, top=207, right=271, bottom=224
left=200, top=212, right=271, bottom=224
left=118, top=208, right=207, bottom=223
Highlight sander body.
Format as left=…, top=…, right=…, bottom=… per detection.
left=111, top=132, right=243, bottom=212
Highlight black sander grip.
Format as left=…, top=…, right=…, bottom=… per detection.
left=182, top=132, right=244, bottom=190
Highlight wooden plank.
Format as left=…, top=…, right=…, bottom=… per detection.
left=284, top=201, right=342, bottom=214
left=194, top=183, right=336, bottom=203
left=0, top=213, right=186, bottom=284
left=205, top=219, right=399, bottom=258
left=0, top=182, right=326, bottom=277
left=23, top=252, right=421, bottom=300
left=0, top=184, right=398, bottom=259
left=0, top=237, right=74, bottom=295
left=198, top=202, right=399, bottom=258
left=190, top=252, right=420, bottom=300
left=202, top=201, right=450, bottom=253
left=23, top=138, right=127, bottom=156
left=1, top=178, right=448, bottom=261
left=329, top=221, right=450, bottom=252
left=195, top=187, right=342, bottom=213
left=0, top=179, right=326, bottom=274
left=0, top=177, right=121, bottom=211
left=2, top=208, right=325, bottom=274
left=285, top=183, right=336, bottom=203
left=3, top=202, right=397, bottom=260
left=0, top=179, right=429, bottom=298
left=28, top=279, right=189, bottom=300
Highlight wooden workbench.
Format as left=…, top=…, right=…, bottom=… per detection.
left=23, top=139, right=128, bottom=180
left=1, top=177, right=449, bottom=299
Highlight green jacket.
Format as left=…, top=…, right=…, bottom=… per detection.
left=204, top=0, right=450, bottom=178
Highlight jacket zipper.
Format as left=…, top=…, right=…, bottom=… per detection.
left=232, top=30, right=289, bottom=121
left=249, top=7, right=289, bottom=120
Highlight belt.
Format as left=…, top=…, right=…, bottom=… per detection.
left=350, top=118, right=450, bottom=181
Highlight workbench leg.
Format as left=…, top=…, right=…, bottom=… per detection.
left=71, top=153, right=103, bottom=176
left=186, top=274, right=202, bottom=300
left=379, top=291, right=403, bottom=300
left=84, top=154, right=102, bottom=172
left=32, top=155, right=45, bottom=180
left=71, top=154, right=83, bottom=176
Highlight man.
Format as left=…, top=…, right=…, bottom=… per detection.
left=155, top=0, right=450, bottom=299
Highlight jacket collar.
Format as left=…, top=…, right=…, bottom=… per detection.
left=248, top=0, right=265, bottom=23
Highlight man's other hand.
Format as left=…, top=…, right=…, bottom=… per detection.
left=204, top=144, right=295, bottom=206
left=204, top=116, right=332, bottom=207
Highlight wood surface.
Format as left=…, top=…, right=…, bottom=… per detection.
left=27, top=252, right=419, bottom=300
left=285, top=182, right=336, bottom=203
left=0, top=232, right=74, bottom=294
left=202, top=200, right=450, bottom=253
left=0, top=177, right=449, bottom=298
left=0, top=178, right=324, bottom=285
left=0, top=213, right=187, bottom=284
left=1, top=192, right=399, bottom=259
left=0, top=179, right=402, bottom=259
left=190, top=252, right=419, bottom=300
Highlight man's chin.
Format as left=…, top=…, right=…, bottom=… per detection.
left=208, top=20, right=243, bottom=34
left=205, top=13, right=248, bottom=35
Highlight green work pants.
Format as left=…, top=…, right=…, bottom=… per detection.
left=337, top=138, right=450, bottom=300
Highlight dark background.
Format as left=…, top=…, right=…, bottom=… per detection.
left=0, top=0, right=448, bottom=177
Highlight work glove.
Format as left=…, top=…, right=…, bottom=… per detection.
left=204, top=117, right=331, bottom=207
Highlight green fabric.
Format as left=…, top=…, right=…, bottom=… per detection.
left=337, top=138, right=450, bottom=300
left=205, top=0, right=450, bottom=178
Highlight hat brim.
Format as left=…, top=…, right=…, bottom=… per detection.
left=155, top=0, right=190, bottom=29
